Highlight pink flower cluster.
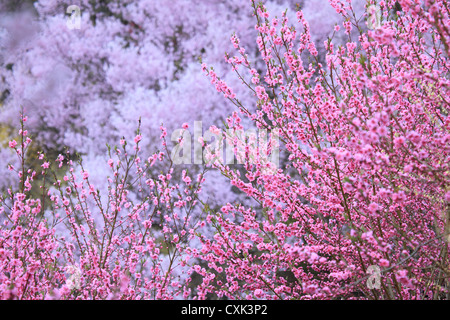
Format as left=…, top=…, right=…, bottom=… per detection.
left=1, top=0, right=449, bottom=300
left=195, top=0, right=450, bottom=299
left=1, top=118, right=206, bottom=299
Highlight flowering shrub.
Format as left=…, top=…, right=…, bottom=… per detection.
left=193, top=0, right=450, bottom=299
left=1, top=0, right=449, bottom=300
left=1, top=116, right=206, bottom=299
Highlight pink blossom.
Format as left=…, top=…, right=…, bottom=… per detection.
left=379, top=259, right=389, bottom=267
left=134, top=135, right=142, bottom=144
left=368, top=202, right=379, bottom=214
left=9, top=140, right=17, bottom=148
left=254, top=289, right=263, bottom=298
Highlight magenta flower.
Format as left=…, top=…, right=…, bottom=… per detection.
left=41, top=162, right=50, bottom=169
left=82, top=171, right=89, bottom=179
left=8, top=140, right=17, bottom=148
left=134, top=135, right=142, bottom=144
